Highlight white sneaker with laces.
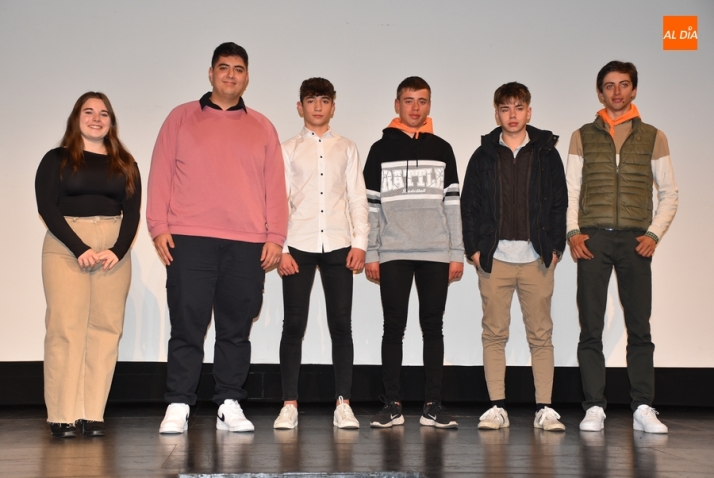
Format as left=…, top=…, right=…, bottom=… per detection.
left=579, top=406, right=606, bottom=431
left=633, top=404, right=668, bottom=434
left=534, top=406, right=565, bottom=431
left=216, top=399, right=254, bottom=432
left=478, top=406, right=509, bottom=429
left=159, top=403, right=189, bottom=434
left=333, top=396, right=359, bottom=429
left=273, top=404, right=298, bottom=429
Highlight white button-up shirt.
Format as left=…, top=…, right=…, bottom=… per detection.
left=281, top=126, right=369, bottom=254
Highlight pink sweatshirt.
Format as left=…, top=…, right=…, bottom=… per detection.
left=147, top=101, right=288, bottom=245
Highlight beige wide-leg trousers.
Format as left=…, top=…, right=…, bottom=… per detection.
left=478, top=258, right=555, bottom=404
left=42, top=216, right=131, bottom=423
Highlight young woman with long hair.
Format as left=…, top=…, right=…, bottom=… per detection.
left=35, top=92, right=141, bottom=438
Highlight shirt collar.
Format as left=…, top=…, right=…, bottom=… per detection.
left=300, top=125, right=334, bottom=139
left=199, top=92, right=247, bottom=112
left=499, top=131, right=530, bottom=155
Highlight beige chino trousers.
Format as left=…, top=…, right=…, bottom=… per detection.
left=42, top=216, right=131, bottom=423
left=478, top=258, right=555, bottom=404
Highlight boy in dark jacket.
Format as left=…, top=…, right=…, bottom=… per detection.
left=461, top=82, right=567, bottom=431
left=364, top=76, right=464, bottom=429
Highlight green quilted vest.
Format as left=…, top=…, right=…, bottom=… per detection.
left=578, top=117, right=657, bottom=230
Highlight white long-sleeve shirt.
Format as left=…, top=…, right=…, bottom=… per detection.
left=281, top=126, right=369, bottom=253
left=566, top=120, right=678, bottom=241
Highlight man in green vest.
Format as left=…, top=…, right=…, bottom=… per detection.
left=566, top=61, right=678, bottom=434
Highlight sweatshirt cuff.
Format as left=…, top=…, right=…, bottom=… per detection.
left=449, top=250, right=465, bottom=263
left=266, top=233, right=286, bottom=247
left=365, top=250, right=379, bottom=263
left=148, top=223, right=170, bottom=240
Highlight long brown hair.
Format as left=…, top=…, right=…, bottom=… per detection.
left=60, top=92, right=139, bottom=197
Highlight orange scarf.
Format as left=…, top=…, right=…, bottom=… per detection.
left=597, top=104, right=640, bottom=137
left=387, top=117, right=434, bottom=138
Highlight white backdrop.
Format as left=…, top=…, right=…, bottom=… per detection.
left=0, top=0, right=711, bottom=368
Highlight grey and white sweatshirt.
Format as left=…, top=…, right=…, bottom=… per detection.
left=363, top=127, right=464, bottom=264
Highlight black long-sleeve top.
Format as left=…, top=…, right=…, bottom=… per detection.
left=35, top=147, right=142, bottom=260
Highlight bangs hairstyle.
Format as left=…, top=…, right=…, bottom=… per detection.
left=597, top=61, right=638, bottom=92
left=396, top=76, right=431, bottom=99
left=493, top=82, right=531, bottom=107
left=60, top=92, right=139, bottom=197
left=211, top=42, right=249, bottom=68
left=299, top=77, right=336, bottom=102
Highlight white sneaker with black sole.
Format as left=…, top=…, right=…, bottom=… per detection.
left=216, top=399, right=254, bottom=432
left=159, top=403, right=189, bottom=434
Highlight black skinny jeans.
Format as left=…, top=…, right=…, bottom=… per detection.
left=379, top=260, right=450, bottom=403
left=279, top=246, right=354, bottom=400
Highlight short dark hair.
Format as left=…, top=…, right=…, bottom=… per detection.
left=396, top=76, right=431, bottom=99
left=299, top=77, right=336, bottom=102
left=211, top=42, right=249, bottom=68
left=493, top=82, right=531, bottom=107
left=596, top=61, right=638, bottom=92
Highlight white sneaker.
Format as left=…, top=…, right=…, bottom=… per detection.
left=633, top=405, right=668, bottom=434
left=478, top=406, right=509, bottom=429
left=273, top=404, right=298, bottom=429
left=580, top=406, right=606, bottom=431
left=216, top=399, right=254, bottom=432
left=159, top=403, right=189, bottom=434
left=333, top=397, right=360, bottom=429
left=534, top=406, right=565, bottom=431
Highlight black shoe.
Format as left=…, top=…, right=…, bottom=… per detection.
left=370, top=396, right=404, bottom=428
left=50, top=423, right=77, bottom=438
left=420, top=401, right=458, bottom=428
left=81, top=420, right=105, bottom=437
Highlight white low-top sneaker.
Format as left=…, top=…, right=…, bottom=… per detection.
left=216, top=399, right=254, bottom=432
left=579, top=406, right=606, bottom=431
left=273, top=404, right=298, bottom=429
left=333, top=396, right=359, bottom=429
left=159, top=403, right=189, bottom=434
left=633, top=405, right=668, bottom=434
left=534, top=406, right=565, bottom=431
left=478, top=406, right=509, bottom=429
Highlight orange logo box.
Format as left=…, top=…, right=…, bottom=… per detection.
left=663, top=16, right=698, bottom=50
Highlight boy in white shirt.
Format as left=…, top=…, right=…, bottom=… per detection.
left=274, top=78, right=369, bottom=429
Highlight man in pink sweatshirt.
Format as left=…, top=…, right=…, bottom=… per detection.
left=147, top=42, right=288, bottom=434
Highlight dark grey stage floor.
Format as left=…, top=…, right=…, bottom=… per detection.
left=0, top=402, right=713, bottom=477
